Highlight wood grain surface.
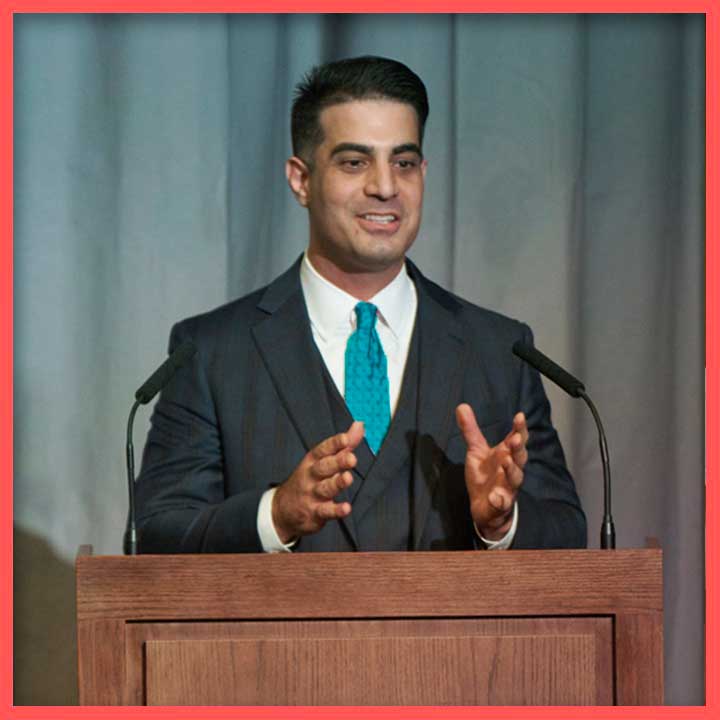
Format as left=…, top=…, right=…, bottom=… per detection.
left=76, top=619, right=125, bottom=705
left=615, top=613, right=664, bottom=704
left=76, top=549, right=663, bottom=705
left=138, top=618, right=612, bottom=705
left=77, top=549, right=662, bottom=621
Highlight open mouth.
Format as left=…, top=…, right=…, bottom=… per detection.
left=357, top=213, right=401, bottom=232
left=360, top=213, right=398, bottom=224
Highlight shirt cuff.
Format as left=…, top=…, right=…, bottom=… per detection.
left=475, top=502, right=519, bottom=550
left=257, top=487, right=297, bottom=553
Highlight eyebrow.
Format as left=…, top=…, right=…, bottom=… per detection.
left=330, top=142, right=424, bottom=160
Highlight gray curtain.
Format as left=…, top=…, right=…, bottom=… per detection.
left=14, top=13, right=705, bottom=705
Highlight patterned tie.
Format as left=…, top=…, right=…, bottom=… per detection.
left=345, top=302, right=391, bottom=454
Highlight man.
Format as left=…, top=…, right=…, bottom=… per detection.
left=135, top=56, right=586, bottom=553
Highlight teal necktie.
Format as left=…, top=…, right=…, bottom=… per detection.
left=345, top=302, right=391, bottom=454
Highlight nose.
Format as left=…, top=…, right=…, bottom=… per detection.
left=364, top=163, right=398, bottom=200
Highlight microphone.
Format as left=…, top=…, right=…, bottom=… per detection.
left=135, top=339, right=198, bottom=404
left=511, top=341, right=585, bottom=398
left=512, top=340, right=616, bottom=549
left=124, top=340, right=197, bottom=555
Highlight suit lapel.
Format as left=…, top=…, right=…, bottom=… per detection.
left=250, top=259, right=358, bottom=548
left=408, top=264, right=470, bottom=549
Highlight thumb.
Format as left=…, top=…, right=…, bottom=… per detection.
left=455, top=404, right=489, bottom=452
left=345, top=420, right=365, bottom=449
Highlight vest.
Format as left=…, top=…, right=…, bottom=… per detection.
left=320, top=322, right=421, bottom=551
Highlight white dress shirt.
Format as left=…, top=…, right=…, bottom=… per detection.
left=257, top=253, right=517, bottom=551
left=300, top=251, right=417, bottom=412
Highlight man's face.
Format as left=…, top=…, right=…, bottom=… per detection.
left=287, top=99, right=427, bottom=276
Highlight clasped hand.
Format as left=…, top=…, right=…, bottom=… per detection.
left=272, top=406, right=528, bottom=544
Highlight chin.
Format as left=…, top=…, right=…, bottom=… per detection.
left=356, top=236, right=414, bottom=265
left=350, top=248, right=406, bottom=273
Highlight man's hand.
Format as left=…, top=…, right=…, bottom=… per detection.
left=272, top=421, right=365, bottom=544
left=455, top=404, right=528, bottom=541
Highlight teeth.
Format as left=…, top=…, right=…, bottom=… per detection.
left=362, top=214, right=397, bottom=223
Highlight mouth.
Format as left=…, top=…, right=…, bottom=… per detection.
left=356, top=212, right=401, bottom=233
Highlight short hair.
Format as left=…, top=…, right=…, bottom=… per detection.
left=291, top=55, right=430, bottom=163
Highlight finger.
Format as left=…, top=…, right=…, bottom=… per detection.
left=503, top=412, right=527, bottom=441
left=466, top=444, right=506, bottom=489
left=513, top=444, right=528, bottom=470
left=504, top=432, right=528, bottom=469
left=514, top=412, right=528, bottom=438
left=455, top=404, right=490, bottom=452
left=488, top=487, right=514, bottom=514
left=311, top=451, right=357, bottom=479
left=502, top=414, right=528, bottom=468
left=501, top=454, right=524, bottom=490
left=315, top=500, right=352, bottom=521
left=313, top=471, right=353, bottom=500
left=310, top=429, right=353, bottom=461
left=512, top=412, right=529, bottom=449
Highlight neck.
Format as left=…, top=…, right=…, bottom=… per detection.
left=306, top=250, right=404, bottom=301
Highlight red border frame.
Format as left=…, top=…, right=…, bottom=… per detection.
left=2, top=3, right=13, bottom=720
left=2, top=5, right=715, bottom=719
left=706, top=1, right=717, bottom=716
left=1, top=2, right=716, bottom=11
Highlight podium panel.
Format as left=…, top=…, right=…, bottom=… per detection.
left=76, top=549, right=663, bottom=706
left=136, top=618, right=612, bottom=705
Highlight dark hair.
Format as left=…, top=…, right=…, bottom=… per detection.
left=291, top=55, right=429, bottom=163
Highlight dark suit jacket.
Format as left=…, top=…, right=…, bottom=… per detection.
left=135, top=257, right=586, bottom=552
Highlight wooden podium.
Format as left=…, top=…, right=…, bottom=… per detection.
left=76, top=547, right=663, bottom=706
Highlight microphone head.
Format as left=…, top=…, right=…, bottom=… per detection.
left=134, top=339, right=197, bottom=404
left=512, top=340, right=585, bottom=398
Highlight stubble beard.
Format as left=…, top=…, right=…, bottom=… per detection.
left=323, top=229, right=413, bottom=277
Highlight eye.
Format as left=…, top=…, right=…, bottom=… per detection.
left=394, top=157, right=420, bottom=170
left=339, top=157, right=368, bottom=171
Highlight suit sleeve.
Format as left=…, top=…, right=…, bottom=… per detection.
left=511, top=324, right=587, bottom=549
left=132, top=321, right=265, bottom=553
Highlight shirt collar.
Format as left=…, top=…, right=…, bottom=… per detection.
left=300, top=252, right=415, bottom=342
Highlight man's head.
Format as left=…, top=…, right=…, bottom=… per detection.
left=287, top=57, right=430, bottom=294
left=291, top=55, right=429, bottom=167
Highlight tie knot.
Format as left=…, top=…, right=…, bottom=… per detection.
left=354, top=302, right=378, bottom=330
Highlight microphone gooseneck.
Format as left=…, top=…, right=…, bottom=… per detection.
left=124, top=340, right=197, bottom=555
left=577, top=388, right=615, bottom=550
left=125, top=400, right=141, bottom=555
left=512, top=340, right=616, bottom=549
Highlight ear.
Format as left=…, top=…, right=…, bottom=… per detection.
left=421, top=157, right=428, bottom=180
left=286, top=156, right=311, bottom=207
